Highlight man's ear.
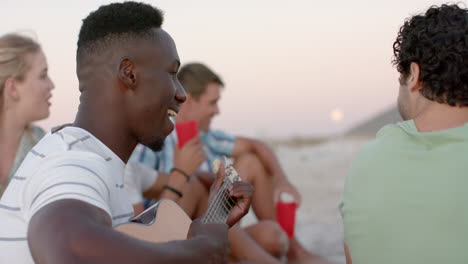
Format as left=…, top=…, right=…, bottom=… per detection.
left=118, top=58, right=137, bottom=90
left=408, top=62, right=422, bottom=92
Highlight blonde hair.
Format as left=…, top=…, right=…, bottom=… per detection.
left=0, top=33, right=41, bottom=107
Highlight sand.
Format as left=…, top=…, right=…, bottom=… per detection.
left=241, top=137, right=371, bottom=264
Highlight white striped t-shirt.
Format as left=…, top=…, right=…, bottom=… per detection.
left=0, top=126, right=133, bottom=264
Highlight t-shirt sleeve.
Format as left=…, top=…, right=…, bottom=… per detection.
left=203, top=130, right=236, bottom=156
left=124, top=161, right=158, bottom=205
left=21, top=153, right=113, bottom=221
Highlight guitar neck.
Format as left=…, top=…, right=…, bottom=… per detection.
left=201, top=181, right=235, bottom=224
left=201, top=159, right=240, bottom=224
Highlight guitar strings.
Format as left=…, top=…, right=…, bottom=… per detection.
left=208, top=189, right=235, bottom=223
left=204, top=180, right=231, bottom=223
left=203, top=181, right=227, bottom=223
left=202, top=171, right=242, bottom=224
left=208, top=183, right=230, bottom=222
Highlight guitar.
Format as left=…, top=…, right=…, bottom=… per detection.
left=115, top=157, right=241, bottom=243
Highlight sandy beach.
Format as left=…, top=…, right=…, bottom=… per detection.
left=241, top=137, right=372, bottom=264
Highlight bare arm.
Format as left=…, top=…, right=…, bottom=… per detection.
left=231, top=137, right=301, bottom=204
left=231, top=137, right=285, bottom=180
left=28, top=199, right=228, bottom=264
left=159, top=136, right=206, bottom=201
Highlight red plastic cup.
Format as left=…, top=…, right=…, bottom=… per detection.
left=176, top=121, right=198, bottom=149
left=276, top=201, right=297, bottom=238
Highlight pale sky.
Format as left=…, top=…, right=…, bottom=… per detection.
left=1, top=0, right=456, bottom=138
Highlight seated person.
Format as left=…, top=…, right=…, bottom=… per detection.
left=0, top=3, right=252, bottom=263
left=0, top=33, right=54, bottom=196
left=127, top=63, right=330, bottom=263
left=341, top=4, right=468, bottom=264
left=125, top=136, right=210, bottom=218
left=126, top=138, right=290, bottom=263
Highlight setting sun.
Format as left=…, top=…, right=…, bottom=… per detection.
left=330, top=108, right=344, bottom=123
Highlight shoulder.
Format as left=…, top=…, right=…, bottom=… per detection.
left=21, top=150, right=115, bottom=218
left=28, top=150, right=113, bottom=184
left=344, top=123, right=410, bottom=193
left=353, top=121, right=410, bottom=159
left=27, top=125, right=46, bottom=144
left=29, top=125, right=46, bottom=136
left=375, top=121, right=408, bottom=139
left=206, top=130, right=236, bottom=141
left=203, top=129, right=236, bottom=150
left=24, top=128, right=118, bottom=191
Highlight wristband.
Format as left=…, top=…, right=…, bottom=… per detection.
left=170, top=167, right=190, bottom=182
left=162, top=185, right=183, bottom=198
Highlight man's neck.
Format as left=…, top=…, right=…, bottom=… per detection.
left=73, top=101, right=135, bottom=163
left=413, top=101, right=468, bottom=132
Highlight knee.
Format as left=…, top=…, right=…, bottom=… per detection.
left=234, top=153, right=264, bottom=182
left=258, top=220, right=290, bottom=258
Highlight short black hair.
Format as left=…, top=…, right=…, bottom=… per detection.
left=392, top=4, right=468, bottom=106
left=77, top=1, right=164, bottom=58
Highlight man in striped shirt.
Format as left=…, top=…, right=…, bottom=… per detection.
left=0, top=2, right=253, bottom=263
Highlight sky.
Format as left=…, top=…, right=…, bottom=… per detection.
left=0, top=0, right=458, bottom=139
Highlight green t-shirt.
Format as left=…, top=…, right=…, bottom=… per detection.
left=342, top=120, right=468, bottom=264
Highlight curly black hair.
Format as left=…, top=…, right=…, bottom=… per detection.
left=392, top=4, right=468, bottom=106
left=77, top=1, right=164, bottom=57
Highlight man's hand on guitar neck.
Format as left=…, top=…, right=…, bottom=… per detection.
left=209, top=163, right=254, bottom=227
left=226, top=180, right=254, bottom=227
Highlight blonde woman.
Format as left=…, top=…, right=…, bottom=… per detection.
left=0, top=34, right=54, bottom=196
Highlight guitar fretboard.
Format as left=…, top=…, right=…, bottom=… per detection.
left=201, top=158, right=240, bottom=224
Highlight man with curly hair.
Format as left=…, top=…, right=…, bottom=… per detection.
left=0, top=2, right=253, bottom=263
left=341, top=4, right=468, bottom=264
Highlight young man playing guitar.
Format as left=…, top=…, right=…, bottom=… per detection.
left=0, top=2, right=253, bottom=263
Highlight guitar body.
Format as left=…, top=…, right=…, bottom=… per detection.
left=115, top=199, right=191, bottom=243
left=116, top=158, right=240, bottom=243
